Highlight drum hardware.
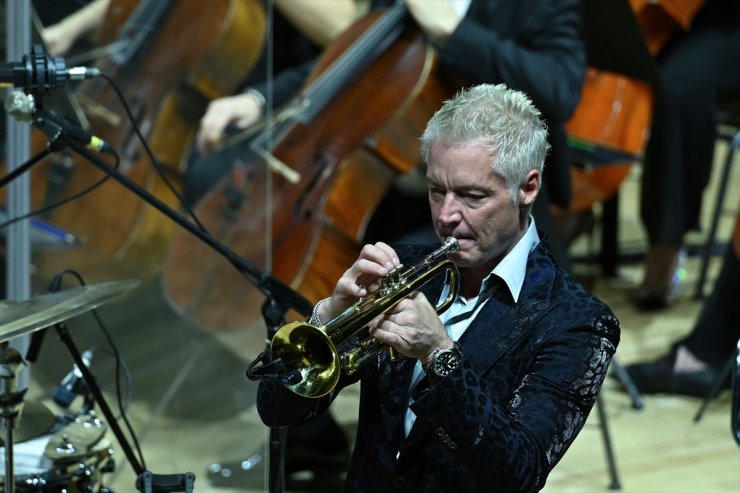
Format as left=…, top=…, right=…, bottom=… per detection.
left=0, top=400, right=55, bottom=446
left=0, top=279, right=137, bottom=493
left=30, top=289, right=194, bottom=493
left=0, top=410, right=115, bottom=492
left=0, top=279, right=140, bottom=342
left=51, top=320, right=197, bottom=493
left=44, top=412, right=106, bottom=463
left=0, top=343, right=26, bottom=493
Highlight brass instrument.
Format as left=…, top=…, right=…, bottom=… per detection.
left=269, top=237, right=459, bottom=398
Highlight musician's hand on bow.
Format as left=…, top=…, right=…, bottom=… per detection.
left=196, top=93, right=263, bottom=154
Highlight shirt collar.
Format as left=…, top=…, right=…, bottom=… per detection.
left=486, top=215, right=540, bottom=303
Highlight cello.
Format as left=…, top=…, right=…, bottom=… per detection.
left=22, top=0, right=265, bottom=283
left=564, top=69, right=653, bottom=213
left=162, top=3, right=457, bottom=331
left=630, top=0, right=708, bottom=55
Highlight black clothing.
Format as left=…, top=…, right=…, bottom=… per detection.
left=682, top=243, right=740, bottom=371
left=640, top=0, right=740, bottom=246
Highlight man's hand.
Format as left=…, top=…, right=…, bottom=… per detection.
left=369, top=291, right=452, bottom=362
left=405, top=0, right=462, bottom=42
left=316, top=242, right=401, bottom=323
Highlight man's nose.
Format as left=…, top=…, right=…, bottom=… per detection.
left=438, top=195, right=461, bottom=224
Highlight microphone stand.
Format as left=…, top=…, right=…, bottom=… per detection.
left=0, top=147, right=54, bottom=190
left=21, top=109, right=310, bottom=493
left=52, top=320, right=196, bottom=493
left=45, top=129, right=312, bottom=321
left=258, top=297, right=294, bottom=493
left=0, top=343, right=27, bottom=493
left=51, top=321, right=144, bottom=475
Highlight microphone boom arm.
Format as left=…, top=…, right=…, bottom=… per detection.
left=34, top=116, right=312, bottom=319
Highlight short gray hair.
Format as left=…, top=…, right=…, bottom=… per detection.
left=420, top=84, right=549, bottom=202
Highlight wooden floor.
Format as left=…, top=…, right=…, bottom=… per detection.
left=10, top=136, right=740, bottom=493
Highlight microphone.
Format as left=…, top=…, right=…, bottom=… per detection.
left=4, top=90, right=115, bottom=155
left=0, top=44, right=100, bottom=93
left=280, top=371, right=302, bottom=386
left=53, top=350, right=93, bottom=408
left=246, top=353, right=303, bottom=385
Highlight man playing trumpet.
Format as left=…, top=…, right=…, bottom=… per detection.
left=257, top=84, right=620, bottom=492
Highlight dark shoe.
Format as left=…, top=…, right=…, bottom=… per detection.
left=632, top=247, right=687, bottom=311
left=620, top=351, right=727, bottom=398
left=207, top=447, right=348, bottom=490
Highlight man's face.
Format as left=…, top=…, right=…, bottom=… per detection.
left=426, top=141, right=527, bottom=273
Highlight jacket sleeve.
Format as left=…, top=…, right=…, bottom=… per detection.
left=438, top=0, right=586, bottom=121
left=257, top=357, right=363, bottom=427
left=248, top=59, right=315, bottom=111
left=409, top=312, right=619, bottom=493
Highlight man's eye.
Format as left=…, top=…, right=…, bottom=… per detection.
left=465, top=194, right=485, bottom=202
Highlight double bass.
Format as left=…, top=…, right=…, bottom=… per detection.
left=162, top=3, right=457, bottom=331
left=23, top=0, right=265, bottom=282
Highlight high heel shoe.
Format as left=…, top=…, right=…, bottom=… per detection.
left=618, top=349, right=728, bottom=398
left=632, top=247, right=687, bottom=310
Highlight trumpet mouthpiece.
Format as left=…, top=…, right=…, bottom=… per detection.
left=443, top=236, right=459, bottom=252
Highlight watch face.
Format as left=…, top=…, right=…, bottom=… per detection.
left=433, top=350, right=460, bottom=377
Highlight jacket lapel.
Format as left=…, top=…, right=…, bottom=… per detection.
left=460, top=241, right=558, bottom=376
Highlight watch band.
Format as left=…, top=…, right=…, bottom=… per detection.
left=424, top=342, right=463, bottom=378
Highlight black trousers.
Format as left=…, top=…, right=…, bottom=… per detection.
left=640, top=1, right=740, bottom=246
left=681, top=244, right=740, bottom=370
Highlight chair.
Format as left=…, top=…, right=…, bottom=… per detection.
left=694, top=100, right=740, bottom=299
left=733, top=339, right=740, bottom=447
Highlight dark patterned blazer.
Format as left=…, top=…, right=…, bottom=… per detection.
left=257, top=239, right=620, bottom=492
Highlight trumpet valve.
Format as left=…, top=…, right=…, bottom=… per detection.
left=341, top=337, right=387, bottom=375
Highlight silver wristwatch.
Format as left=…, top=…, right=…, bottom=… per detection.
left=425, top=342, right=463, bottom=378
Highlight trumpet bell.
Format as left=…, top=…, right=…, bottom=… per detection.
left=269, top=321, right=341, bottom=398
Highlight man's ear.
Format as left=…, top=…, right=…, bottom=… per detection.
left=519, top=169, right=540, bottom=208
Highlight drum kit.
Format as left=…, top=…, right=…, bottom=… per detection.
left=0, top=279, right=138, bottom=493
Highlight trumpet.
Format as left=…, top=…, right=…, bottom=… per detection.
left=269, top=237, right=459, bottom=398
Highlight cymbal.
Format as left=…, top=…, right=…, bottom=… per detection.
left=0, top=279, right=140, bottom=342
left=0, top=400, right=55, bottom=446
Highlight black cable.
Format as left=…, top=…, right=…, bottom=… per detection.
left=98, top=73, right=208, bottom=234
left=0, top=151, right=119, bottom=231
left=48, top=268, right=147, bottom=471
left=1, top=69, right=206, bottom=238
left=86, top=342, right=135, bottom=417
